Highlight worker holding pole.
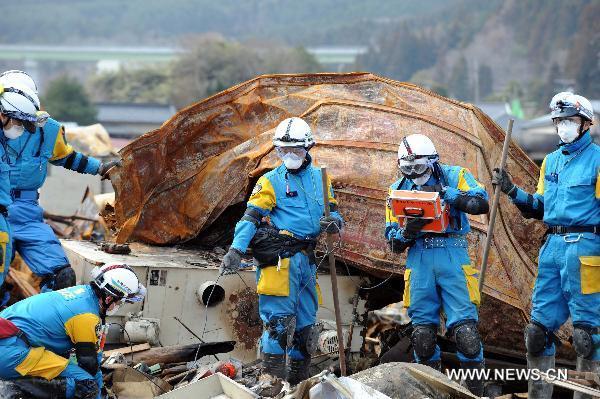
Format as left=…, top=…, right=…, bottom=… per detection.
left=493, top=92, right=599, bottom=399
left=385, top=134, right=489, bottom=396
left=220, top=117, right=344, bottom=385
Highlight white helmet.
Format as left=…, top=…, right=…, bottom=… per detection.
left=0, top=70, right=38, bottom=94
left=0, top=83, right=46, bottom=130
left=90, top=264, right=146, bottom=303
left=397, top=134, right=438, bottom=161
left=549, top=92, right=594, bottom=122
left=273, top=117, right=315, bottom=149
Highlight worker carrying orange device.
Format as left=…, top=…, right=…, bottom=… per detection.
left=384, top=134, right=489, bottom=396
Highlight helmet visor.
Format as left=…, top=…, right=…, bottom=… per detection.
left=398, top=158, right=429, bottom=176
left=275, top=147, right=307, bottom=158
left=124, top=284, right=146, bottom=303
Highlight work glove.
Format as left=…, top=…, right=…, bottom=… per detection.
left=491, top=168, right=515, bottom=195
left=220, top=247, right=243, bottom=276
left=401, top=217, right=429, bottom=240
left=98, top=159, right=123, bottom=180
left=320, top=215, right=342, bottom=234
left=440, top=186, right=461, bottom=203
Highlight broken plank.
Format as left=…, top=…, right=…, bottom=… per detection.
left=7, top=269, right=39, bottom=297
left=130, top=342, right=235, bottom=365
left=103, top=343, right=151, bottom=358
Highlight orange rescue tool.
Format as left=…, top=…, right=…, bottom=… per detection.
left=389, top=189, right=450, bottom=233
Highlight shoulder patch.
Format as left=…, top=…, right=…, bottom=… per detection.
left=251, top=184, right=262, bottom=196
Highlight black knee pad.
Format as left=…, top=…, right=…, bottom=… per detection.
left=74, top=379, right=99, bottom=399
left=453, top=321, right=482, bottom=359
left=293, top=324, right=319, bottom=357
left=266, top=315, right=296, bottom=350
left=411, top=325, right=437, bottom=361
left=54, top=265, right=76, bottom=290
left=524, top=322, right=550, bottom=356
left=572, top=325, right=599, bottom=359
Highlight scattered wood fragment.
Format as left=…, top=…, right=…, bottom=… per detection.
left=103, top=343, right=151, bottom=358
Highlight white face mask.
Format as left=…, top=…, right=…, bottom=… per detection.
left=556, top=120, right=580, bottom=143
left=412, top=170, right=432, bottom=186
left=3, top=124, right=24, bottom=139
left=280, top=153, right=305, bottom=170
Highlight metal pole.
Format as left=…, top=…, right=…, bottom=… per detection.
left=479, top=119, right=514, bottom=293
left=320, top=167, right=347, bottom=376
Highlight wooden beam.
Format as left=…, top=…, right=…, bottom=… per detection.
left=103, top=343, right=151, bottom=358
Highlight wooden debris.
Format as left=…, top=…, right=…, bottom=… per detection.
left=7, top=269, right=39, bottom=298
left=129, top=342, right=236, bottom=365
left=103, top=343, right=151, bottom=358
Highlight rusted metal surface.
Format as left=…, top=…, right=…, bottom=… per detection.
left=109, top=72, right=553, bottom=347
left=227, top=287, right=262, bottom=352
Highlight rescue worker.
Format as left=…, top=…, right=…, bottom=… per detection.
left=0, top=264, right=146, bottom=399
left=219, top=117, right=343, bottom=384
left=0, top=78, right=16, bottom=299
left=385, top=134, right=489, bottom=396
left=0, top=71, right=120, bottom=292
left=493, top=92, right=599, bottom=399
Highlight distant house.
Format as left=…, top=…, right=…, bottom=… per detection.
left=95, top=102, right=176, bottom=139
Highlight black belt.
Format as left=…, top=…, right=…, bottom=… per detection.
left=548, top=225, right=600, bottom=235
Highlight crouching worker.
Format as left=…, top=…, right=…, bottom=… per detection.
left=220, top=117, right=343, bottom=385
left=385, top=134, right=489, bottom=396
left=0, top=264, right=146, bottom=398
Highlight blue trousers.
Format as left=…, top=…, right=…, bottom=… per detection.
left=532, top=233, right=600, bottom=360
left=0, top=335, right=101, bottom=398
left=8, top=199, right=70, bottom=277
left=257, top=252, right=319, bottom=360
left=404, top=237, right=483, bottom=363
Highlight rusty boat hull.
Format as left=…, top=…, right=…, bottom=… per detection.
left=108, top=73, right=570, bottom=356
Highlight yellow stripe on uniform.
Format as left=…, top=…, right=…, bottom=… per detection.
left=64, top=313, right=101, bottom=345
left=326, top=174, right=338, bottom=206
left=0, top=231, right=8, bottom=273
left=457, top=168, right=483, bottom=191
left=15, top=347, right=69, bottom=380
left=49, top=126, right=74, bottom=161
left=536, top=157, right=547, bottom=196
left=595, top=168, right=599, bottom=199
left=248, top=175, right=276, bottom=211
left=386, top=188, right=398, bottom=224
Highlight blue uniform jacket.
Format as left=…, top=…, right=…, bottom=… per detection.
left=0, top=118, right=100, bottom=192
left=231, top=159, right=342, bottom=253
left=510, top=131, right=600, bottom=226
left=385, top=164, right=488, bottom=241
left=0, top=285, right=102, bottom=356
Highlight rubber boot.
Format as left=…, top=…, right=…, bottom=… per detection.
left=12, top=377, right=67, bottom=398
left=288, top=358, right=311, bottom=385
left=262, top=353, right=287, bottom=379
left=573, top=357, right=600, bottom=399
left=460, top=361, right=485, bottom=397
left=527, top=354, right=554, bottom=399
